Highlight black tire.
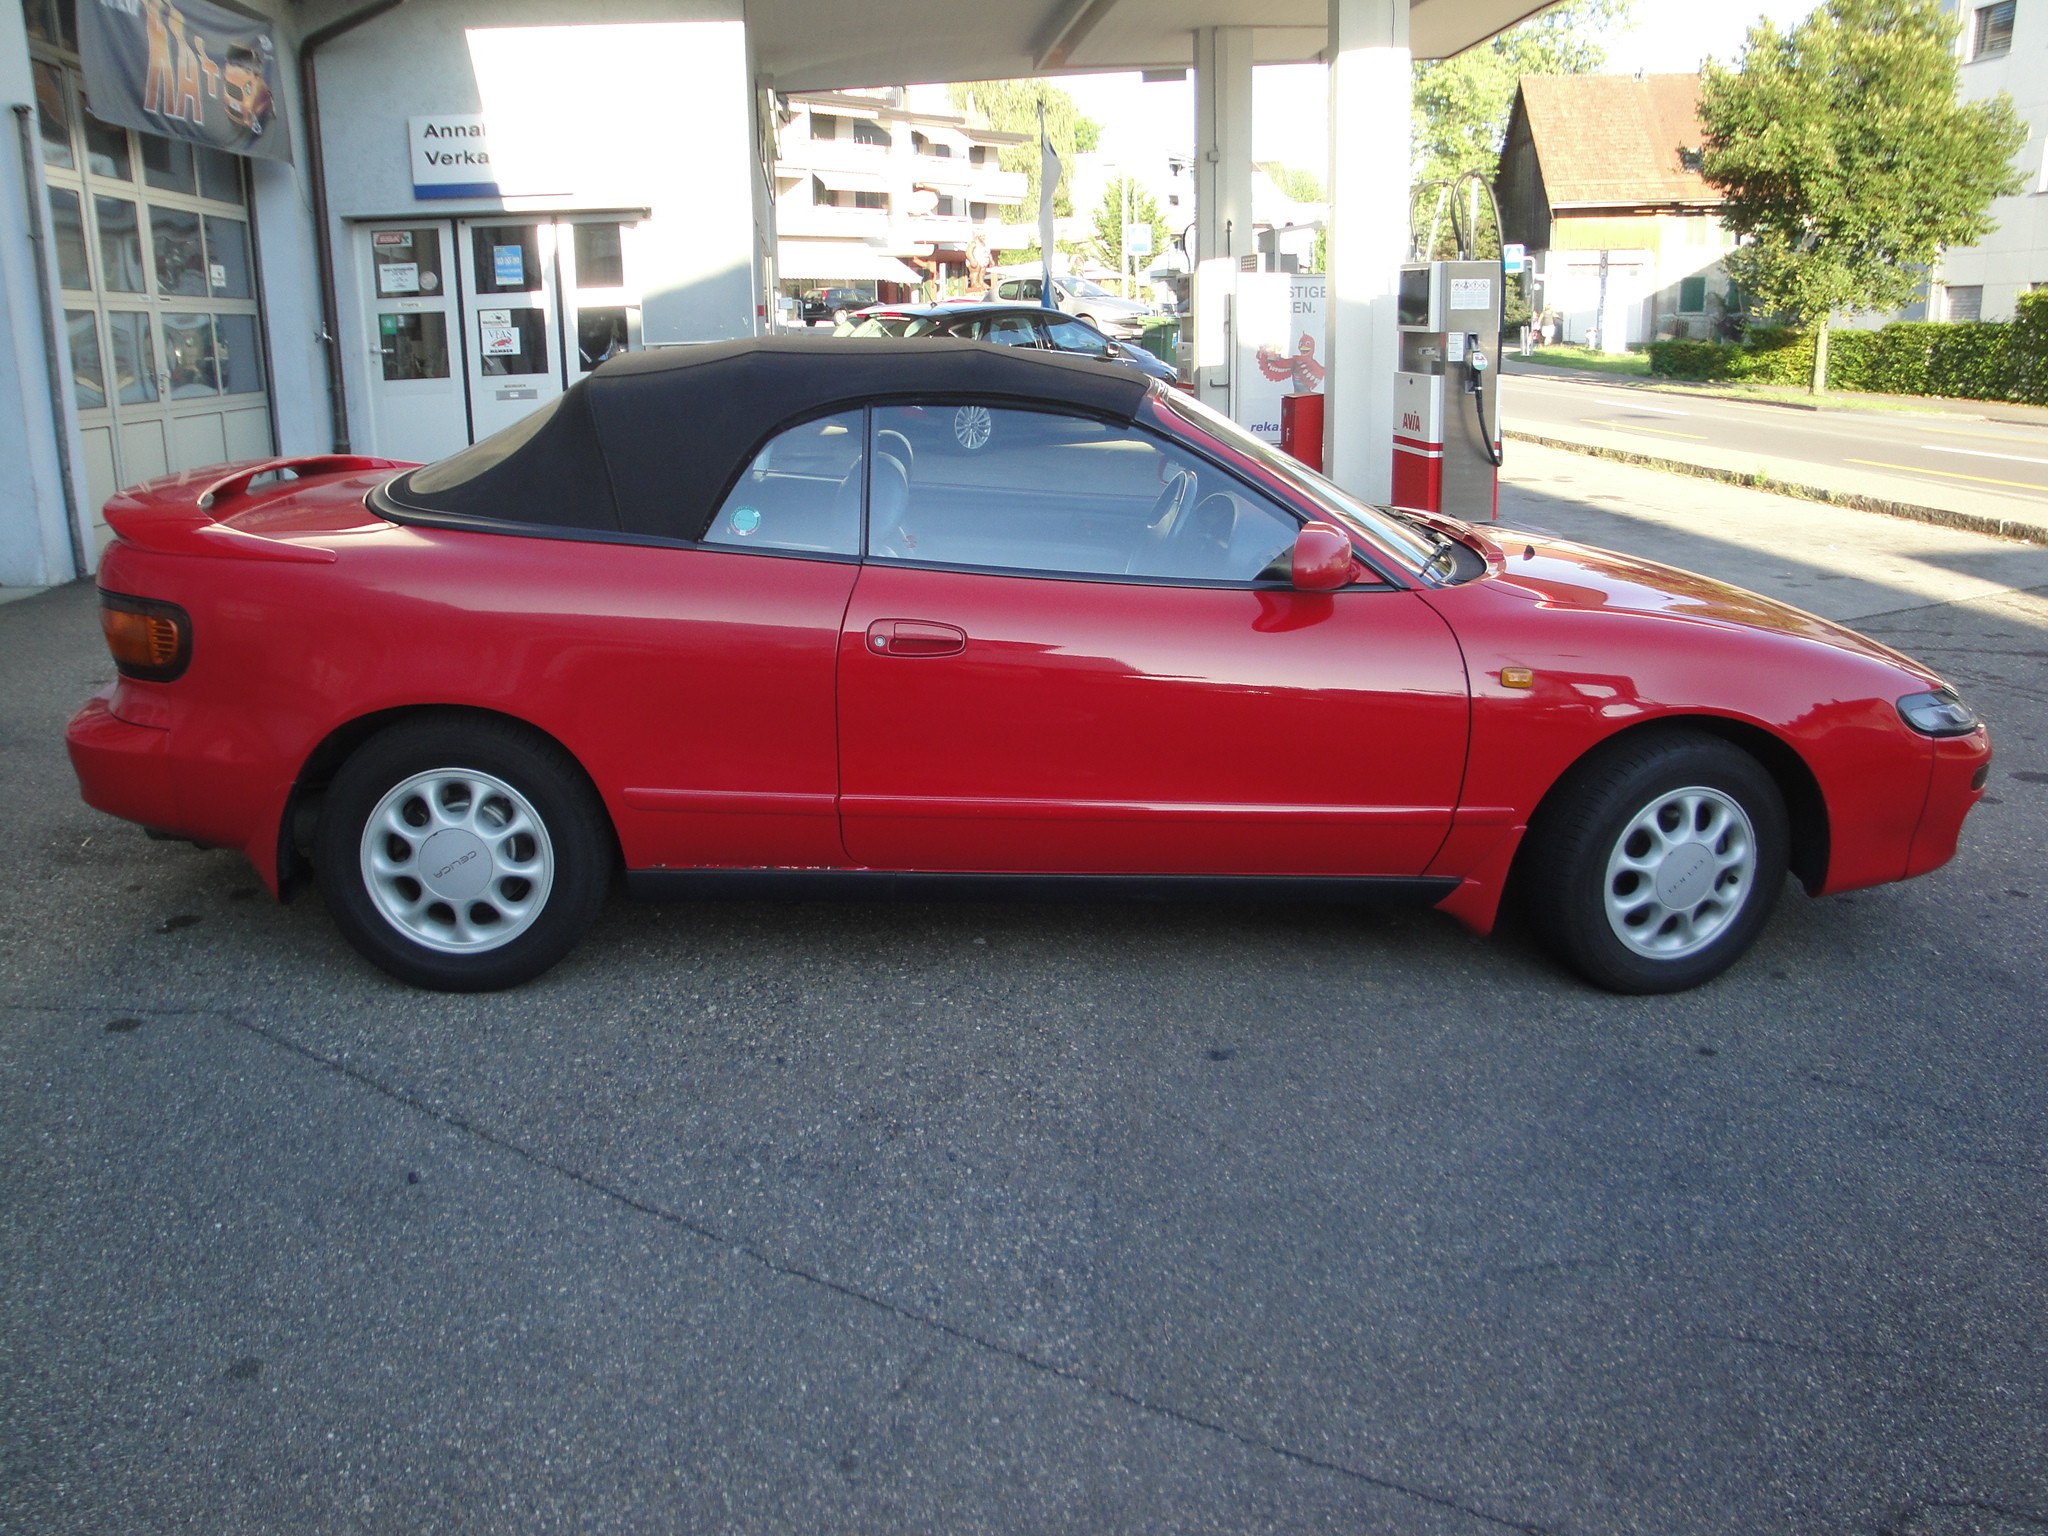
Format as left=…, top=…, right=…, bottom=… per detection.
left=315, top=717, right=611, bottom=991
left=1520, top=730, right=1789, bottom=994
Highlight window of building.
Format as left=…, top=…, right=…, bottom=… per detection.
left=865, top=405, right=1298, bottom=584
left=1974, top=1, right=2015, bottom=58
left=969, top=145, right=988, bottom=164
left=854, top=190, right=885, bottom=210
left=1678, top=147, right=1704, bottom=173
left=969, top=201, right=989, bottom=220
left=703, top=410, right=864, bottom=557
left=812, top=113, right=837, bottom=140
left=1946, top=284, right=1985, bottom=322
left=1677, top=274, right=1708, bottom=313
left=850, top=118, right=890, bottom=148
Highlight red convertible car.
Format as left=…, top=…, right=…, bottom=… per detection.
left=68, top=337, right=1990, bottom=993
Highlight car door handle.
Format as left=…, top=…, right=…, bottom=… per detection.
left=865, top=619, right=967, bottom=657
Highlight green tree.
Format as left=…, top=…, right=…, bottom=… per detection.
left=1090, top=176, right=1171, bottom=293
left=1700, top=0, right=2027, bottom=392
left=1411, top=0, right=1630, bottom=185
left=1263, top=164, right=1325, bottom=205
left=947, top=80, right=1101, bottom=222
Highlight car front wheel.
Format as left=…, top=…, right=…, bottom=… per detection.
left=1521, top=730, right=1789, bottom=993
left=315, top=717, right=611, bottom=991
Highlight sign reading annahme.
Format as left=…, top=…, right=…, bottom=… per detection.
left=408, top=115, right=500, bottom=200
left=79, top=0, right=291, bottom=162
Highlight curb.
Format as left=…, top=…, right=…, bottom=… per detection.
left=1504, top=430, right=2048, bottom=548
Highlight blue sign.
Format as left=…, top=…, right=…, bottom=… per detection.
left=494, top=245, right=525, bottom=287
left=1502, top=243, right=1526, bottom=275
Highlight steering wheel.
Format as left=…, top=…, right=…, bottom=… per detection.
left=1163, top=492, right=1239, bottom=578
left=1126, top=470, right=1193, bottom=574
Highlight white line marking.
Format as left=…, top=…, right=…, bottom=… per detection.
left=1593, top=397, right=1689, bottom=417
left=1925, top=444, right=2048, bottom=468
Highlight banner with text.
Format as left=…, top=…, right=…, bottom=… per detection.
left=1232, top=272, right=1326, bottom=443
left=79, top=0, right=291, bottom=163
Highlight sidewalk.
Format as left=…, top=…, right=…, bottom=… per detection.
left=1501, top=357, right=2048, bottom=546
left=1503, top=353, right=2048, bottom=428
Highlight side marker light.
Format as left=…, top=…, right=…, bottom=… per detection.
left=1500, top=667, right=1534, bottom=689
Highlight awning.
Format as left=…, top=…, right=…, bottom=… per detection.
left=813, top=167, right=891, bottom=195
left=778, top=239, right=924, bottom=284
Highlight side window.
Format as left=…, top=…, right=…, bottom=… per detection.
left=1042, top=317, right=1112, bottom=356
left=704, top=410, right=863, bottom=556
left=865, top=405, right=1301, bottom=584
left=979, top=314, right=1042, bottom=348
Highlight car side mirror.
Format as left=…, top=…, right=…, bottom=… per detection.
left=1291, top=522, right=1354, bottom=591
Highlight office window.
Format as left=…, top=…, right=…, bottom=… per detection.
left=1946, top=284, right=1984, bottom=322
left=1974, top=2, right=2015, bottom=58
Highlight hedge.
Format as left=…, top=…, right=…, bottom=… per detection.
left=1646, top=290, right=2048, bottom=403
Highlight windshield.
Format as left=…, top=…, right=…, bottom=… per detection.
left=838, top=314, right=917, bottom=337
left=1064, top=277, right=1118, bottom=299
left=1156, top=390, right=1445, bottom=578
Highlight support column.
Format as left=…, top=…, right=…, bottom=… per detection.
left=1192, top=26, right=1254, bottom=413
left=1323, top=0, right=1409, bottom=502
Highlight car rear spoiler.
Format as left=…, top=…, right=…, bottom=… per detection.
left=101, top=454, right=408, bottom=565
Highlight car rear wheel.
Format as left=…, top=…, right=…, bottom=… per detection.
left=315, top=718, right=610, bottom=991
left=1521, top=730, right=1788, bottom=994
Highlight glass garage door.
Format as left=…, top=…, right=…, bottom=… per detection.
left=27, top=22, right=272, bottom=540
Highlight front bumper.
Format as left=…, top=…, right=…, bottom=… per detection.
left=1905, top=725, right=1993, bottom=878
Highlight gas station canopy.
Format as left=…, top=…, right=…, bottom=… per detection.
left=748, top=0, right=1556, bottom=90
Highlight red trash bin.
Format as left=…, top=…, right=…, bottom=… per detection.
left=1279, top=391, right=1325, bottom=472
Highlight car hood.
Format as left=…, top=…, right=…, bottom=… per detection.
left=1468, top=525, right=1942, bottom=684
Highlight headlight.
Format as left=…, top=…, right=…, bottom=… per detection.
left=1896, top=687, right=1981, bottom=737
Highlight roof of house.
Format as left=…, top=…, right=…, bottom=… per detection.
left=1513, top=74, right=1719, bottom=210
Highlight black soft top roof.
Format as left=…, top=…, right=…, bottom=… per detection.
left=375, top=335, right=1154, bottom=544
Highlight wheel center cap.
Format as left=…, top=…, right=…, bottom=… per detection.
left=1656, top=842, right=1716, bottom=907
left=419, top=828, right=492, bottom=901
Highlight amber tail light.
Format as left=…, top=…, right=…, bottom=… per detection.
left=99, top=591, right=192, bottom=682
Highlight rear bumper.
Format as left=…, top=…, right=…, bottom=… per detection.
left=1905, top=726, right=1992, bottom=878
left=66, top=692, right=182, bottom=833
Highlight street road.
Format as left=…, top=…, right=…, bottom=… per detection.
left=1503, top=367, right=2048, bottom=516
left=4, top=451, right=2046, bottom=1533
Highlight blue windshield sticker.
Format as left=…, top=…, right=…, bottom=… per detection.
left=730, top=506, right=762, bottom=535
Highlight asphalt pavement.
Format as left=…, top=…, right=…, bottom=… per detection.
left=3, top=450, right=2046, bottom=1534
left=1502, top=364, right=2048, bottom=542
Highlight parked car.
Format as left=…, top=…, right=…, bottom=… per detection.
left=988, top=271, right=1159, bottom=338
left=799, top=287, right=870, bottom=325
left=69, top=337, right=1989, bottom=994
left=836, top=301, right=1182, bottom=384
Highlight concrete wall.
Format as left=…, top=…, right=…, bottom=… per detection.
left=1538, top=211, right=1735, bottom=348
left=0, top=0, right=82, bottom=586
left=1935, top=0, right=2048, bottom=319
left=314, top=0, right=757, bottom=440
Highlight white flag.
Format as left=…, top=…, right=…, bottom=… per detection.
left=1038, top=102, right=1060, bottom=307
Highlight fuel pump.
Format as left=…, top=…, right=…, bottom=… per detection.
left=1391, top=175, right=1504, bottom=520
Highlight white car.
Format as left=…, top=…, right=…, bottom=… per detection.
left=988, top=272, right=1158, bottom=338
